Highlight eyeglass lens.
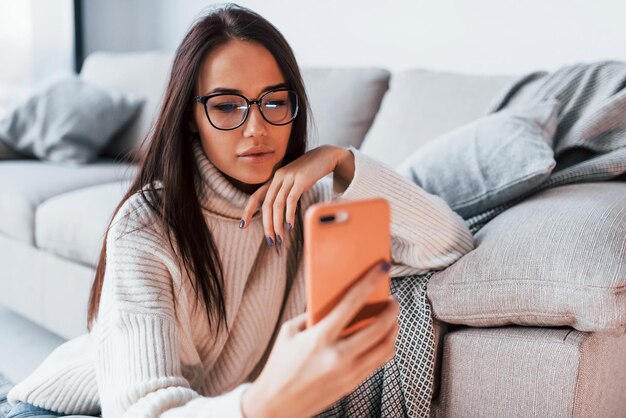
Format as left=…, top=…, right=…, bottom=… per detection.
left=205, top=90, right=297, bottom=129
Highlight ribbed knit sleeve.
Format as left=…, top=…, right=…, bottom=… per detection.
left=313, top=147, right=475, bottom=276
left=95, top=194, right=251, bottom=418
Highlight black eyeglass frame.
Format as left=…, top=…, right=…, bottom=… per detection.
left=193, top=88, right=299, bottom=131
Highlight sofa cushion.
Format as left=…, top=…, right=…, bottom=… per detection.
left=397, top=100, right=559, bottom=219
left=0, top=75, right=142, bottom=163
left=79, top=52, right=173, bottom=160
left=35, top=181, right=131, bottom=267
left=360, top=69, right=517, bottom=167
left=302, top=68, right=390, bottom=150
left=0, top=161, right=136, bottom=244
left=427, top=182, right=626, bottom=333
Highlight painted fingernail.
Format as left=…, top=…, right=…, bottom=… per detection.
left=286, top=222, right=293, bottom=231
left=265, top=236, right=274, bottom=246
left=239, top=219, right=245, bottom=229
left=276, top=234, right=282, bottom=245
left=381, top=262, right=391, bottom=272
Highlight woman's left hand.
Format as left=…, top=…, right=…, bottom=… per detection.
left=240, top=144, right=352, bottom=247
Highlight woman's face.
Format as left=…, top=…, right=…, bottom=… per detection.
left=193, top=39, right=293, bottom=194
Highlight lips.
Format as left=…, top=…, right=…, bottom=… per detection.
left=239, top=146, right=274, bottom=164
left=241, top=151, right=272, bottom=156
left=239, top=146, right=274, bottom=157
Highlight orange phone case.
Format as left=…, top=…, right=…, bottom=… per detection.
left=304, top=197, right=391, bottom=338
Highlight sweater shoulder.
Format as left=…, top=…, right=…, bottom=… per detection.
left=109, top=182, right=165, bottom=240
left=105, top=182, right=179, bottom=270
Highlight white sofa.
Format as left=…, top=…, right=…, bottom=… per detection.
left=1, top=52, right=625, bottom=417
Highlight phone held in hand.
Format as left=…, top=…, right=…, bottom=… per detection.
left=304, top=197, right=391, bottom=338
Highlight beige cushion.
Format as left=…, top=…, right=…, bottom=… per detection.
left=302, top=68, right=390, bottom=150
left=35, top=181, right=131, bottom=267
left=0, top=161, right=137, bottom=244
left=431, top=326, right=626, bottom=417
left=360, top=69, right=517, bottom=167
left=427, top=182, right=626, bottom=333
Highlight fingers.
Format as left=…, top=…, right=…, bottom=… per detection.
left=280, top=313, right=308, bottom=338
left=316, top=259, right=391, bottom=341
left=284, top=183, right=300, bottom=234
left=262, top=178, right=281, bottom=245
left=272, top=177, right=295, bottom=245
left=241, top=172, right=300, bottom=250
left=335, top=298, right=399, bottom=358
left=241, top=182, right=270, bottom=230
left=350, top=320, right=398, bottom=381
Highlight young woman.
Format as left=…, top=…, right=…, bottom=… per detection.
left=6, top=4, right=474, bottom=417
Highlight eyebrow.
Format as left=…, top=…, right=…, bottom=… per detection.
left=205, top=82, right=289, bottom=96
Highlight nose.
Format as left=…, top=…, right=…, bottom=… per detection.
left=242, top=104, right=268, bottom=138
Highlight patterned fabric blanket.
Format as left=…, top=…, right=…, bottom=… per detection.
left=316, top=273, right=435, bottom=418
left=467, top=61, right=626, bottom=233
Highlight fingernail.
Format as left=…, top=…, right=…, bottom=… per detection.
left=276, top=234, right=282, bottom=245
left=381, top=262, right=390, bottom=272
left=239, top=219, right=245, bottom=229
left=286, top=222, right=293, bottom=232
left=265, top=236, right=274, bottom=246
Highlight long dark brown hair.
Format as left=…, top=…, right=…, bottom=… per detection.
left=87, top=3, right=310, bottom=335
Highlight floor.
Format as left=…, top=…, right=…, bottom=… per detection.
left=0, top=306, right=65, bottom=384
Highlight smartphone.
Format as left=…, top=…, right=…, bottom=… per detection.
left=304, top=197, right=391, bottom=338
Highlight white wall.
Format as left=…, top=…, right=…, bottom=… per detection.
left=0, top=1, right=33, bottom=86
left=82, top=0, right=626, bottom=76
left=30, top=0, right=74, bottom=81
left=82, top=0, right=160, bottom=55
left=0, top=0, right=74, bottom=115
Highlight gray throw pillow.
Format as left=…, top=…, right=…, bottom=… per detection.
left=397, top=100, right=559, bottom=219
left=427, top=182, right=626, bottom=333
left=0, top=75, right=142, bottom=164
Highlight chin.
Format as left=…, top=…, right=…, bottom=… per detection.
left=237, top=168, right=273, bottom=185
left=237, top=160, right=278, bottom=181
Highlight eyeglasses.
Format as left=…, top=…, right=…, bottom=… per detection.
left=194, top=89, right=299, bottom=131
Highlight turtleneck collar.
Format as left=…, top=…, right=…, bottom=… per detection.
left=191, top=136, right=255, bottom=220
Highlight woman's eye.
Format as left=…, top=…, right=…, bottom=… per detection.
left=264, top=100, right=287, bottom=109
left=214, top=103, right=241, bottom=112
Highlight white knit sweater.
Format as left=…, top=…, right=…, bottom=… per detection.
left=8, top=138, right=474, bottom=417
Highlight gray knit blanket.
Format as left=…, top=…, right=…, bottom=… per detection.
left=467, top=61, right=626, bottom=233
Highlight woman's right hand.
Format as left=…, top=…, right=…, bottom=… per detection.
left=241, top=260, right=399, bottom=418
